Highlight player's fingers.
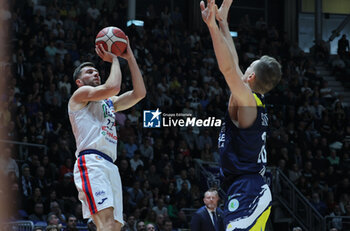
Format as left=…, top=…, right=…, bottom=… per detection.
left=208, top=0, right=214, bottom=10
left=223, top=0, right=233, bottom=7
left=200, top=1, right=205, bottom=11
left=95, top=46, right=102, bottom=56
left=99, top=44, right=106, bottom=54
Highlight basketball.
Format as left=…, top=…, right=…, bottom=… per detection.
left=95, top=26, right=127, bottom=56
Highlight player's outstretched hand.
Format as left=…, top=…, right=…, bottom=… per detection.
left=216, top=0, right=233, bottom=22
left=200, top=0, right=218, bottom=27
left=119, top=36, right=132, bottom=61
left=95, top=44, right=117, bottom=63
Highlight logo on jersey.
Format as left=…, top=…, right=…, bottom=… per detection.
left=143, top=109, right=162, bottom=128
left=95, top=155, right=103, bottom=160
left=261, top=113, right=268, bottom=126
left=97, top=197, right=107, bottom=205
left=95, top=190, right=106, bottom=197
left=102, top=99, right=115, bottom=118
left=228, top=199, right=239, bottom=212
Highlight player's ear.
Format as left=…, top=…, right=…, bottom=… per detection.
left=76, top=79, right=83, bottom=87
left=248, top=72, right=256, bottom=82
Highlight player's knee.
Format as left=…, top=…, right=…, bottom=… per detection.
left=98, top=218, right=115, bottom=231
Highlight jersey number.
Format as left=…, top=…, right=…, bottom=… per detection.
left=257, top=132, right=267, bottom=163
left=106, top=119, right=114, bottom=130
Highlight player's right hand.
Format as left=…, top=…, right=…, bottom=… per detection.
left=95, top=44, right=118, bottom=63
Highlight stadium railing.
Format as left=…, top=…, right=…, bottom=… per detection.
left=3, top=220, right=34, bottom=231
left=0, top=139, right=48, bottom=158
left=273, top=168, right=324, bottom=231
left=324, top=215, right=350, bottom=231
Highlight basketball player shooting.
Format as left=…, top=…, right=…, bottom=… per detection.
left=201, top=0, right=281, bottom=230
left=68, top=37, right=146, bottom=231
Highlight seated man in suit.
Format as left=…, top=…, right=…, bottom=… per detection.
left=191, top=188, right=224, bottom=231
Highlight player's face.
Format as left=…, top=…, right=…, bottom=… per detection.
left=204, top=192, right=219, bottom=210
left=79, top=66, right=101, bottom=86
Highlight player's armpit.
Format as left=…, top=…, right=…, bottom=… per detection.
left=228, top=93, right=258, bottom=129
left=223, top=68, right=253, bottom=104
left=71, top=85, right=120, bottom=103
left=111, top=91, right=145, bottom=112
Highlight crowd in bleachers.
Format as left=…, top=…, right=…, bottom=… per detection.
left=0, top=0, right=350, bottom=230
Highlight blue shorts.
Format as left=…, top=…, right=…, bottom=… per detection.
left=223, top=174, right=272, bottom=231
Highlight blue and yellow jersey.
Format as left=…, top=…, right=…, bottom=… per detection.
left=218, top=93, right=268, bottom=177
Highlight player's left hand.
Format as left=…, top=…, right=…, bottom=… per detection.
left=119, top=36, right=132, bottom=60
left=216, top=0, right=233, bottom=22
left=200, top=0, right=218, bottom=27
left=95, top=44, right=117, bottom=63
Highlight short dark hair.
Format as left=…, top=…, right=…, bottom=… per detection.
left=253, top=55, right=282, bottom=94
left=73, top=62, right=95, bottom=82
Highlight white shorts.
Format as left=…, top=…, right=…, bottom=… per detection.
left=73, top=153, right=124, bottom=225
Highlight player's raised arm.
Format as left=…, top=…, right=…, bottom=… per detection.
left=111, top=37, right=146, bottom=112
left=69, top=45, right=122, bottom=109
left=216, top=0, right=243, bottom=77
left=200, top=0, right=252, bottom=105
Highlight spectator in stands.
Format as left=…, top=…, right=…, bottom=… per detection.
left=49, top=201, right=66, bottom=223
left=161, top=219, right=174, bottom=231
left=152, top=198, right=168, bottom=217
left=47, top=212, right=60, bottom=226
left=0, top=148, right=19, bottom=178
left=127, top=181, right=144, bottom=211
left=310, top=192, right=327, bottom=216
left=175, top=170, right=191, bottom=193
left=154, top=213, right=165, bottom=231
left=337, top=34, right=349, bottom=58
left=65, top=215, right=78, bottom=231
left=288, top=163, right=302, bottom=183
left=139, top=138, right=154, bottom=164
left=34, top=228, right=44, bottom=231
left=46, top=225, right=62, bottom=231
left=136, top=220, right=146, bottom=231
left=20, top=164, right=34, bottom=202
left=125, top=136, right=138, bottom=159
left=173, top=209, right=188, bottom=229
left=329, top=205, right=343, bottom=231
left=130, top=151, right=144, bottom=172
left=28, top=202, right=46, bottom=221
left=146, top=223, right=156, bottom=231
left=118, top=159, right=134, bottom=188
left=124, top=215, right=136, bottom=231
left=87, top=218, right=97, bottom=231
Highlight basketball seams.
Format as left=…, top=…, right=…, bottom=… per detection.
left=95, top=26, right=127, bottom=56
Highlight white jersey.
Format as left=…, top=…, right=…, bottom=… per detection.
left=69, top=99, right=118, bottom=162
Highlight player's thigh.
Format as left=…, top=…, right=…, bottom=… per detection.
left=224, top=175, right=272, bottom=231
left=108, top=163, right=124, bottom=225
left=74, top=155, right=114, bottom=216
left=248, top=206, right=271, bottom=231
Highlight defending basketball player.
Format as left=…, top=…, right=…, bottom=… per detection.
left=201, top=0, right=281, bottom=230
left=68, top=37, right=146, bottom=231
